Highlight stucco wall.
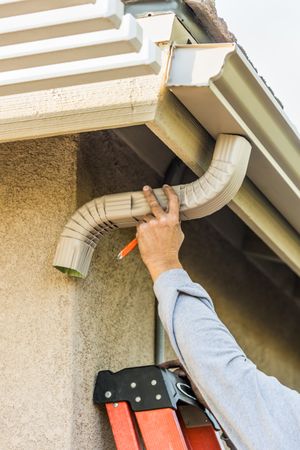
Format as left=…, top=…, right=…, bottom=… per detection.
left=0, top=131, right=160, bottom=450
left=0, top=136, right=78, bottom=450
left=0, top=130, right=299, bottom=450
left=71, top=131, right=161, bottom=449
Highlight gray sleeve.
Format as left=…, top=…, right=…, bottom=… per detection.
left=154, top=268, right=300, bottom=450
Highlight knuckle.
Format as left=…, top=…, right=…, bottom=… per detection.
left=159, top=216, right=168, bottom=225
left=171, top=214, right=180, bottom=223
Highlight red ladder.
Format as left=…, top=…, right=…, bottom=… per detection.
left=94, top=365, right=224, bottom=450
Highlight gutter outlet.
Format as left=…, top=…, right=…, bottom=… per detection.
left=53, top=133, right=251, bottom=278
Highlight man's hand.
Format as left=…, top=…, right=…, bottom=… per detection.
left=160, top=360, right=208, bottom=407
left=136, top=184, right=184, bottom=282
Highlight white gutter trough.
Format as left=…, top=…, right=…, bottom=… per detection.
left=166, top=44, right=300, bottom=235
left=53, top=134, right=251, bottom=277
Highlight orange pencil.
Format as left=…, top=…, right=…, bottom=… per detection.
left=117, top=237, right=138, bottom=260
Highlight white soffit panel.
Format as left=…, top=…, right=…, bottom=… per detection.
left=0, top=39, right=161, bottom=95
left=0, top=14, right=143, bottom=71
left=167, top=44, right=300, bottom=234
left=0, top=1, right=94, bottom=18
left=0, top=0, right=124, bottom=45
left=0, top=0, right=162, bottom=94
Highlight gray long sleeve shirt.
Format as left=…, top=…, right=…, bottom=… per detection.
left=154, top=269, right=300, bottom=450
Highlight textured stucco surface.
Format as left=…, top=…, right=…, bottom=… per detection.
left=0, top=136, right=78, bottom=450
left=71, top=131, right=161, bottom=450
left=0, top=130, right=299, bottom=450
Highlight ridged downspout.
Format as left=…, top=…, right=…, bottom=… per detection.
left=53, top=134, right=251, bottom=278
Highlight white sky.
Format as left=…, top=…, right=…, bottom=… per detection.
left=215, top=0, right=300, bottom=133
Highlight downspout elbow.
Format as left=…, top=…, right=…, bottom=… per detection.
left=53, top=134, right=251, bottom=278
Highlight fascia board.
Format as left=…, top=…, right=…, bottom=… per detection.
left=137, top=13, right=197, bottom=45
left=0, top=37, right=161, bottom=95
left=0, top=14, right=143, bottom=71
left=167, top=44, right=300, bottom=234
left=0, top=0, right=124, bottom=45
left=0, top=72, right=163, bottom=142
left=124, top=0, right=210, bottom=44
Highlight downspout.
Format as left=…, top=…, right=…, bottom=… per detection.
left=53, top=133, right=251, bottom=278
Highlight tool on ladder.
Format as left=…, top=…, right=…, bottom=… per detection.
left=94, top=365, right=233, bottom=449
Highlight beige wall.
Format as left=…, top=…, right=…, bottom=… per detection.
left=0, top=136, right=78, bottom=450
left=71, top=131, right=160, bottom=449
left=0, top=131, right=299, bottom=450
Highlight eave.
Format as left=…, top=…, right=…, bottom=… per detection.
left=0, top=2, right=299, bottom=279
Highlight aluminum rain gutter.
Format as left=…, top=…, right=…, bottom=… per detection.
left=53, top=134, right=251, bottom=277
left=166, top=44, right=300, bottom=234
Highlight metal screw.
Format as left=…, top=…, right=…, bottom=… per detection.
left=105, top=391, right=112, bottom=398
left=156, top=394, right=162, bottom=400
left=130, top=382, right=137, bottom=388
left=135, top=396, right=141, bottom=403
left=151, top=379, right=157, bottom=386
left=113, top=403, right=119, bottom=408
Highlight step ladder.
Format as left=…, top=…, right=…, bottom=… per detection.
left=94, top=365, right=229, bottom=449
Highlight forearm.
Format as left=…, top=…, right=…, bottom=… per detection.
left=154, top=269, right=300, bottom=450
left=146, top=258, right=182, bottom=282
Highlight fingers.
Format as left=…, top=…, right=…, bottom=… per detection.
left=159, top=359, right=183, bottom=370
left=143, top=186, right=165, bottom=219
left=173, top=368, right=187, bottom=378
left=142, top=184, right=180, bottom=224
left=136, top=215, right=155, bottom=237
left=142, top=214, right=155, bottom=223
left=159, top=360, right=187, bottom=378
left=163, top=185, right=180, bottom=220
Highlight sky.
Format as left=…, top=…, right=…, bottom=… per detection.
left=215, top=0, right=300, bottom=133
